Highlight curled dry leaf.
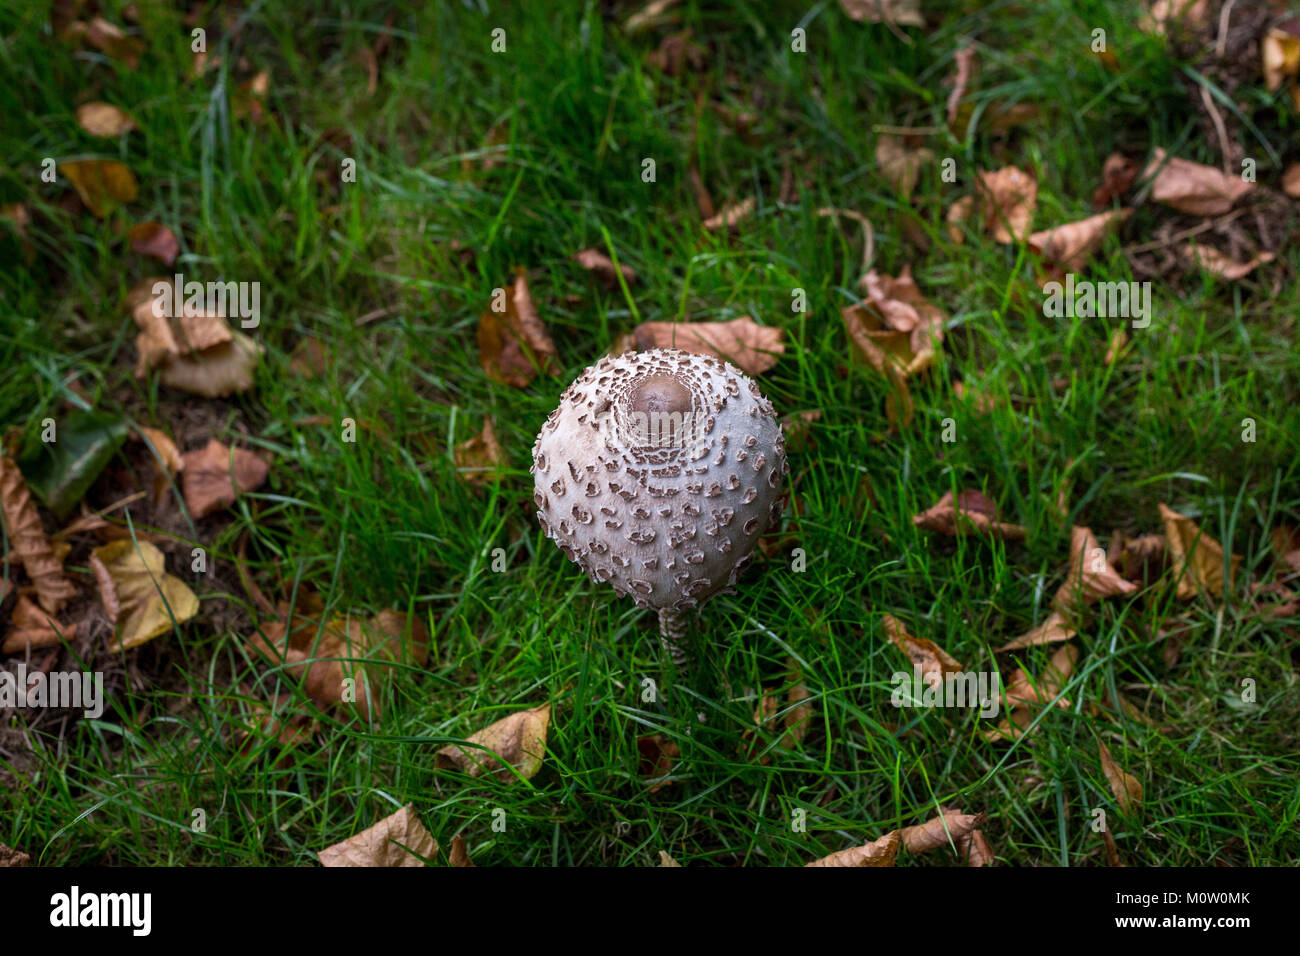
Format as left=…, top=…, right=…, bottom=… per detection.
left=87, top=551, right=119, bottom=623
left=0, top=457, right=77, bottom=614
left=181, top=439, right=270, bottom=519
left=882, top=613, right=962, bottom=687
left=658, top=850, right=682, bottom=867
left=453, top=417, right=505, bottom=486
left=76, top=102, right=135, bottom=137
left=91, top=539, right=199, bottom=651
left=976, top=166, right=1037, bottom=243
left=2, top=595, right=79, bottom=654
left=838, top=0, right=924, bottom=27
left=702, top=196, right=756, bottom=230
left=318, top=805, right=438, bottom=867
left=436, top=702, right=552, bottom=782
left=1283, top=163, right=1300, bottom=199
left=912, top=489, right=1027, bottom=540
left=637, top=733, right=680, bottom=792
left=1184, top=244, right=1274, bottom=280
left=961, top=828, right=996, bottom=866
left=449, top=834, right=476, bottom=867
left=631, top=317, right=784, bottom=376
left=1092, top=153, right=1140, bottom=209
left=859, top=266, right=946, bottom=355
left=1053, top=526, right=1138, bottom=621
left=805, top=830, right=900, bottom=867
left=1118, top=533, right=1167, bottom=584
left=1270, top=526, right=1300, bottom=574
left=60, top=159, right=138, bottom=218
left=574, top=248, right=636, bottom=290
left=1159, top=503, right=1241, bottom=599
left=985, top=643, right=1078, bottom=742
left=137, top=426, right=183, bottom=510
left=1141, top=148, right=1253, bottom=216
left=946, top=46, right=978, bottom=128
left=998, top=610, right=1076, bottom=652
left=946, top=195, right=974, bottom=243
left=129, top=280, right=262, bottom=395
left=900, top=809, right=985, bottom=855
left=1098, top=740, right=1143, bottom=816
left=127, top=222, right=180, bottom=266
left=1028, top=209, right=1130, bottom=271
left=84, top=16, right=144, bottom=67
left=875, top=135, right=933, bottom=200
left=477, top=268, right=560, bottom=388
left=1262, top=28, right=1300, bottom=93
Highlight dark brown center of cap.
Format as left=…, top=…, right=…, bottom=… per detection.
left=629, top=374, right=692, bottom=417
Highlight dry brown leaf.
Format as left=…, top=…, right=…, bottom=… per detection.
left=449, top=833, right=476, bottom=867
left=137, top=426, right=183, bottom=510
left=1159, top=503, right=1241, bottom=599
left=158, top=333, right=261, bottom=396
left=1101, top=826, right=1124, bottom=866
left=702, top=196, right=756, bottom=230
left=838, top=0, right=924, bottom=27
left=1119, top=533, right=1168, bottom=584
left=637, top=733, right=680, bottom=792
left=87, top=551, right=119, bottom=623
left=783, top=662, right=814, bottom=748
left=1053, top=526, right=1139, bottom=620
left=977, top=166, right=1037, bottom=243
left=2, top=595, right=79, bottom=654
left=1028, top=210, right=1130, bottom=271
left=900, top=809, right=984, bottom=855
left=1141, top=0, right=1209, bottom=35
left=1092, top=153, right=1140, bottom=209
left=478, top=269, right=560, bottom=388
left=946, top=195, right=974, bottom=243
left=1005, top=643, right=1078, bottom=710
left=453, top=417, right=505, bottom=486
left=624, top=0, right=682, bottom=35
left=0, top=457, right=77, bottom=614
left=1099, top=740, right=1143, bottom=816
left=318, top=805, right=438, bottom=867
left=1263, top=28, right=1300, bottom=93
left=946, top=46, right=977, bottom=128
left=961, top=828, right=995, bottom=867
left=574, top=248, right=636, bottom=290
left=912, top=489, right=1027, bottom=540
left=658, top=850, right=682, bottom=867
left=1142, top=148, right=1253, bottom=216
left=858, top=266, right=946, bottom=361
left=180, top=439, right=270, bottom=519
left=998, top=610, right=1076, bottom=652
left=85, top=16, right=143, bottom=67
left=875, top=134, right=933, bottom=199
left=436, top=702, right=552, bottom=782
left=1282, top=163, right=1300, bottom=199
left=76, top=102, right=135, bottom=137
left=646, top=29, right=706, bottom=76
left=60, top=159, right=138, bottom=218
left=127, top=222, right=179, bottom=266
left=805, top=830, right=900, bottom=867
left=91, top=539, right=199, bottom=651
left=688, top=158, right=715, bottom=220
left=1105, top=328, right=1129, bottom=365
left=631, top=317, right=784, bottom=376
left=882, top=613, right=962, bottom=687
left=1184, top=244, right=1275, bottom=280
left=1270, top=525, right=1300, bottom=574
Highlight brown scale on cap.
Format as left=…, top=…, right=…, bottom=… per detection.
left=530, top=347, right=788, bottom=665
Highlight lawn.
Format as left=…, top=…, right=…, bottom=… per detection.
left=1, top=0, right=1298, bottom=867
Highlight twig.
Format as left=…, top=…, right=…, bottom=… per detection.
left=1199, top=84, right=1233, bottom=175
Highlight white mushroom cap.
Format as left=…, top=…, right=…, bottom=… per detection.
left=531, top=348, right=788, bottom=615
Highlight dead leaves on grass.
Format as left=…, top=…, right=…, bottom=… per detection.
left=477, top=269, right=560, bottom=388
left=435, top=701, right=552, bottom=782
left=90, top=539, right=200, bottom=651
left=0, top=456, right=77, bottom=615
left=882, top=613, right=962, bottom=687
left=180, top=438, right=270, bottom=518
left=1141, top=148, right=1253, bottom=216
left=60, top=159, right=138, bottom=218
left=75, top=102, right=135, bottom=137
left=318, top=805, right=438, bottom=867
left=912, top=489, right=1027, bottom=540
left=453, top=417, right=506, bottom=486
left=976, top=165, right=1037, bottom=243
left=806, top=807, right=991, bottom=867
left=630, top=317, right=784, bottom=376
left=1159, top=503, right=1241, bottom=599
left=1098, top=740, right=1144, bottom=816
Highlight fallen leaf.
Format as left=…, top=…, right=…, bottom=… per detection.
left=318, top=805, right=438, bottom=867
left=233, top=70, right=270, bottom=122
left=180, top=439, right=270, bottom=519
left=87, top=551, right=119, bottom=623
left=1099, top=740, right=1143, bottom=816
left=913, top=489, right=1027, bottom=540
left=436, top=702, right=552, bottom=781
left=1141, top=148, right=1253, bottom=216
left=1, top=595, right=79, bottom=654
left=1005, top=643, right=1078, bottom=710
left=453, top=418, right=505, bottom=486
left=961, top=828, right=995, bottom=866
left=805, top=830, right=900, bottom=867
left=1101, top=827, right=1124, bottom=866
left=1053, top=526, right=1139, bottom=620
left=137, top=426, right=183, bottom=509
left=977, top=166, right=1037, bottom=243
left=14, top=409, right=128, bottom=520
left=900, top=809, right=984, bottom=854
left=1270, top=526, right=1300, bottom=573
left=882, top=613, right=962, bottom=687
left=75, top=102, right=135, bottom=137
left=449, top=833, right=476, bottom=867
left=688, top=158, right=715, bottom=219
left=128, top=222, right=180, bottom=265
left=624, top=0, right=682, bottom=35
left=631, top=317, right=784, bottom=376
left=1184, top=244, right=1275, bottom=280
left=0, top=457, right=77, bottom=613
left=158, top=333, right=262, bottom=396
left=60, top=159, right=138, bottom=218
left=702, top=196, right=756, bottom=230
left=1105, top=328, right=1129, bottom=365
left=875, top=134, right=933, bottom=199
left=946, top=46, right=977, bottom=128
left=1028, top=210, right=1130, bottom=271
left=1282, top=163, right=1300, bottom=199
left=0, top=843, right=30, bottom=867
left=658, top=850, right=682, bottom=867
left=946, top=195, right=974, bottom=243
left=1263, top=28, right=1300, bottom=93
left=1141, top=0, right=1209, bottom=36
left=998, top=610, right=1076, bottom=652
left=1159, top=503, right=1241, bottom=599
left=858, top=265, right=946, bottom=362
left=289, top=337, right=329, bottom=377
left=477, top=269, right=560, bottom=388
left=91, top=539, right=199, bottom=650
left=646, top=29, right=706, bottom=76
left=574, top=248, right=636, bottom=290
left=637, top=733, right=680, bottom=792
left=838, top=0, right=923, bottom=27
left=1092, top=153, right=1139, bottom=209
left=782, top=661, right=814, bottom=748
left=85, top=16, right=143, bottom=67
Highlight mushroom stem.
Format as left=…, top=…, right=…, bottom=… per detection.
left=657, top=608, right=689, bottom=666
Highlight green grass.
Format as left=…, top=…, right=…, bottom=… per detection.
left=2, top=0, right=1299, bottom=866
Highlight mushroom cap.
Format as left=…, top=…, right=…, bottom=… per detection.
left=531, top=348, right=788, bottom=613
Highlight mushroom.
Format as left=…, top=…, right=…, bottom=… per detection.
left=531, top=348, right=788, bottom=662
